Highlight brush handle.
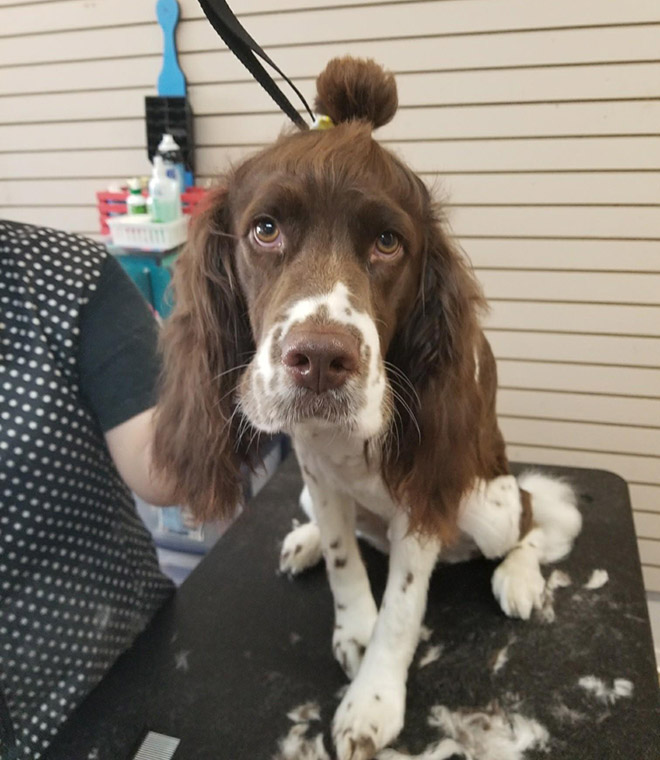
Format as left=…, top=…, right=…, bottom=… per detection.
left=156, top=0, right=186, bottom=96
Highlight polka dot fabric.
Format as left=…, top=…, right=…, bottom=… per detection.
left=0, top=221, right=174, bottom=759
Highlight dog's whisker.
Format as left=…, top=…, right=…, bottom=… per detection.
left=384, top=361, right=421, bottom=408
left=246, top=424, right=262, bottom=452
left=389, top=386, right=422, bottom=446
left=234, top=402, right=254, bottom=450
left=388, top=380, right=419, bottom=422
left=238, top=422, right=255, bottom=453
left=386, top=367, right=420, bottom=408
left=214, top=384, right=240, bottom=409
left=384, top=378, right=420, bottom=426
left=386, top=402, right=403, bottom=461
left=389, top=378, right=419, bottom=420
left=217, top=401, right=243, bottom=439
left=212, top=363, right=251, bottom=382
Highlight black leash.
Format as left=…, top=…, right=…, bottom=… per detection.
left=197, top=0, right=315, bottom=129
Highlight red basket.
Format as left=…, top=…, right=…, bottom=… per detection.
left=96, top=185, right=207, bottom=236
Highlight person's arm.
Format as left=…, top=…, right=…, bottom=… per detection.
left=105, top=406, right=176, bottom=506
left=77, top=254, right=178, bottom=505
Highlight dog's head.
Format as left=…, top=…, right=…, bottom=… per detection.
left=155, top=58, right=489, bottom=538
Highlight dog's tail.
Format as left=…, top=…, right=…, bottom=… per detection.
left=518, top=471, right=582, bottom=564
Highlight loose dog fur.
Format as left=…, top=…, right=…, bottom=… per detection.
left=154, top=57, right=582, bottom=760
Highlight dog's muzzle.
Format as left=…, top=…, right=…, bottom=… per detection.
left=240, top=282, right=387, bottom=437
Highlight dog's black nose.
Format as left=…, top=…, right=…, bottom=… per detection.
left=282, top=329, right=359, bottom=393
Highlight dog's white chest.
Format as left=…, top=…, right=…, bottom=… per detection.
left=292, top=426, right=396, bottom=521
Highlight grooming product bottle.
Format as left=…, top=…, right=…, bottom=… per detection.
left=126, top=178, right=148, bottom=215
left=157, top=133, right=186, bottom=193
left=149, top=155, right=182, bottom=223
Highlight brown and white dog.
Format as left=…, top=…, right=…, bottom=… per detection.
left=154, top=58, right=582, bottom=760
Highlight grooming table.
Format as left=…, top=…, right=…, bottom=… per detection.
left=45, top=457, right=658, bottom=760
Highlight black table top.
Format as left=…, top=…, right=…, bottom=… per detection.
left=46, top=457, right=659, bottom=760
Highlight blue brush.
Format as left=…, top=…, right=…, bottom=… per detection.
left=146, top=0, right=194, bottom=186
left=156, top=0, right=186, bottom=97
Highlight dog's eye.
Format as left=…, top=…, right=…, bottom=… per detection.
left=374, top=231, right=401, bottom=257
left=253, top=218, right=282, bottom=247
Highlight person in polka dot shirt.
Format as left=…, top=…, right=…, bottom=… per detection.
left=0, top=220, right=178, bottom=759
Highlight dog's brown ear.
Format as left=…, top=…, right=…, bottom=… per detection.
left=383, top=214, right=491, bottom=542
left=315, top=57, right=398, bottom=129
left=153, top=186, right=254, bottom=522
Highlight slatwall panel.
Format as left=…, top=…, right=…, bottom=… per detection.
left=1, top=0, right=659, bottom=587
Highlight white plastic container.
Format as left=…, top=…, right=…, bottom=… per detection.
left=157, top=133, right=186, bottom=194
left=108, top=215, right=188, bottom=251
left=126, top=178, right=148, bottom=215
left=149, top=155, right=182, bottom=223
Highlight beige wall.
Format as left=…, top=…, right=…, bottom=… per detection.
left=1, top=0, right=659, bottom=589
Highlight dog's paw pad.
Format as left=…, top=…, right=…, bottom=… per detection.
left=333, top=678, right=404, bottom=760
left=280, top=522, right=322, bottom=576
left=492, top=546, right=545, bottom=620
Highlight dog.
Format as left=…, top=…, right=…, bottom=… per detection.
left=154, top=57, right=582, bottom=760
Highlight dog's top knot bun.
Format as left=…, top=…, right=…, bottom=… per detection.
left=315, top=57, right=398, bottom=129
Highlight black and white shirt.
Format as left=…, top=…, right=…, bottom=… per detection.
left=0, top=220, right=174, bottom=760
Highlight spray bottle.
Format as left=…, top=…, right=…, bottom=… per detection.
left=149, top=156, right=182, bottom=223
left=157, top=133, right=186, bottom=194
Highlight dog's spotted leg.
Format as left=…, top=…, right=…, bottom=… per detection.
left=492, top=472, right=581, bottom=620
left=301, top=472, right=378, bottom=681
left=458, top=475, right=544, bottom=620
left=458, top=475, right=522, bottom=560
left=279, top=486, right=323, bottom=575
left=280, top=521, right=323, bottom=576
left=333, top=511, right=440, bottom=760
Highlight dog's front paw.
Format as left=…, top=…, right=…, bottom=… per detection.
left=492, top=544, right=545, bottom=619
left=280, top=521, right=322, bottom=576
left=332, top=671, right=405, bottom=760
left=333, top=599, right=378, bottom=680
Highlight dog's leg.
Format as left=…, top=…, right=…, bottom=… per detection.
left=458, top=473, right=581, bottom=620
left=279, top=486, right=323, bottom=576
left=459, top=474, right=545, bottom=620
left=491, top=525, right=547, bottom=620
left=516, top=471, right=582, bottom=564
left=492, top=472, right=581, bottom=620
left=299, top=476, right=378, bottom=681
left=458, top=475, right=522, bottom=560
left=333, top=510, right=440, bottom=760
left=279, top=521, right=323, bottom=576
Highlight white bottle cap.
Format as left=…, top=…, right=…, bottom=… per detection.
left=158, top=133, right=180, bottom=153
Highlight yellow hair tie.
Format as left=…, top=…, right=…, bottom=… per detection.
left=311, top=115, right=335, bottom=130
